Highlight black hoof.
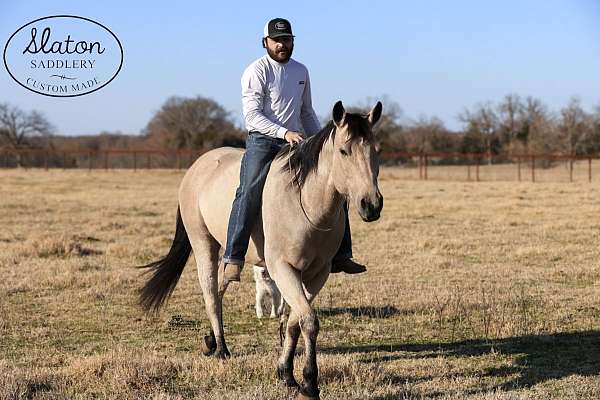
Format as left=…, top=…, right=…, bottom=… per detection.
left=214, top=347, right=231, bottom=360
left=200, top=334, right=216, bottom=356
left=297, top=386, right=320, bottom=400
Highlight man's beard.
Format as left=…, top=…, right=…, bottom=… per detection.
left=266, top=44, right=293, bottom=63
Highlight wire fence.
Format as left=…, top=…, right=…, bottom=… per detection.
left=0, top=148, right=598, bottom=183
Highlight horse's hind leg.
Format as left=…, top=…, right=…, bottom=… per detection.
left=191, top=233, right=231, bottom=359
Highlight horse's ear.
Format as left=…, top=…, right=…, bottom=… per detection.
left=368, top=101, right=383, bottom=126
left=333, top=101, right=346, bottom=127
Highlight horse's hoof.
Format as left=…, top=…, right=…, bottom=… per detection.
left=297, top=385, right=319, bottom=400
left=277, top=366, right=299, bottom=388
left=283, top=378, right=299, bottom=389
left=200, top=334, right=216, bottom=356
left=214, top=349, right=231, bottom=360
left=296, top=391, right=319, bottom=400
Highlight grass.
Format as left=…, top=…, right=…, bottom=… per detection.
left=1, top=166, right=599, bottom=399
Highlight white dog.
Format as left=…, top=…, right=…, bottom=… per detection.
left=253, top=265, right=285, bottom=318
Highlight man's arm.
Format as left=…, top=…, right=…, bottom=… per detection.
left=300, top=72, right=321, bottom=136
left=241, top=66, right=288, bottom=139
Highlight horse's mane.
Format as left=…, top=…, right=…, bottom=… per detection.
left=276, top=113, right=371, bottom=189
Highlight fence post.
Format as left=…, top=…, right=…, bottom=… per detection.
left=517, top=156, right=521, bottom=182
left=476, top=157, right=480, bottom=182
left=424, top=154, right=428, bottom=180
left=569, top=157, right=573, bottom=182
left=418, top=155, right=423, bottom=180
left=133, top=151, right=137, bottom=172
left=88, top=151, right=93, bottom=171
left=531, top=156, right=535, bottom=182
left=44, top=151, right=48, bottom=171
left=104, top=151, right=109, bottom=170
left=589, top=157, right=592, bottom=183
left=177, top=151, right=181, bottom=170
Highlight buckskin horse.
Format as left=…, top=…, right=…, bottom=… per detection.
left=139, top=101, right=383, bottom=399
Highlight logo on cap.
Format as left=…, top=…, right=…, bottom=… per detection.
left=275, top=22, right=287, bottom=30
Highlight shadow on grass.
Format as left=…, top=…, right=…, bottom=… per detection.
left=316, top=305, right=402, bottom=318
left=322, top=330, right=600, bottom=396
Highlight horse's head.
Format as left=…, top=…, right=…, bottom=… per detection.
left=330, top=101, right=383, bottom=222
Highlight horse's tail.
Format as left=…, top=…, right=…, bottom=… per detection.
left=138, top=206, right=192, bottom=313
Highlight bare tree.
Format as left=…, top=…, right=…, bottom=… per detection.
left=497, top=94, right=524, bottom=155
left=404, top=115, right=453, bottom=153
left=589, top=105, right=600, bottom=152
left=348, top=95, right=404, bottom=153
left=558, top=97, right=591, bottom=156
left=0, top=103, right=54, bottom=149
left=522, top=97, right=560, bottom=156
left=459, top=102, right=499, bottom=164
left=145, top=96, right=242, bottom=149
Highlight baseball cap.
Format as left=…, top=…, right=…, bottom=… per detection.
left=263, top=18, right=294, bottom=39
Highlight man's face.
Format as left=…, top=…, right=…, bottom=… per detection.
left=265, top=36, right=294, bottom=63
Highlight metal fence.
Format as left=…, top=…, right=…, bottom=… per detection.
left=0, top=148, right=598, bottom=182
left=385, top=152, right=598, bottom=182
left=0, top=148, right=204, bottom=171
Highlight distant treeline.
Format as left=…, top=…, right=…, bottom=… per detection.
left=1, top=94, right=599, bottom=167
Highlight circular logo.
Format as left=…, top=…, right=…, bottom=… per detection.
left=3, top=15, right=123, bottom=97
left=275, top=22, right=287, bottom=30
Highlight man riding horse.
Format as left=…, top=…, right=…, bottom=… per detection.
left=139, top=18, right=384, bottom=399
left=222, top=18, right=367, bottom=283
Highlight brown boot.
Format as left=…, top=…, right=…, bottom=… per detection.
left=223, top=263, right=243, bottom=283
left=331, top=258, right=367, bottom=274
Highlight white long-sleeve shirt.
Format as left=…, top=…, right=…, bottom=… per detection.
left=241, top=54, right=321, bottom=139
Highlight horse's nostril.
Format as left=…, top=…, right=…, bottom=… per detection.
left=360, top=198, right=367, bottom=210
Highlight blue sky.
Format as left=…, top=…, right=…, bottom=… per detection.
left=1, top=0, right=599, bottom=135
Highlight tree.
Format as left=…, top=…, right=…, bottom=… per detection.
left=459, top=102, right=500, bottom=164
left=348, top=96, right=404, bottom=154
left=578, top=104, right=600, bottom=154
left=497, top=94, right=525, bottom=155
left=144, top=96, right=243, bottom=150
left=404, top=116, right=455, bottom=153
left=522, top=97, right=560, bottom=156
left=0, top=103, right=54, bottom=149
left=558, top=97, right=591, bottom=156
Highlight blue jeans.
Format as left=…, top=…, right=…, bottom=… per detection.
left=223, top=132, right=353, bottom=265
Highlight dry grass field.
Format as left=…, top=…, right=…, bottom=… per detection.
left=1, top=166, right=599, bottom=399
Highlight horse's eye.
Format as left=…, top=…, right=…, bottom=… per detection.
left=340, top=149, right=348, bottom=156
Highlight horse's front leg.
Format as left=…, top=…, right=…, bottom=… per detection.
left=270, top=261, right=329, bottom=400
left=277, top=310, right=301, bottom=388
left=298, top=265, right=330, bottom=399
left=298, top=309, right=320, bottom=400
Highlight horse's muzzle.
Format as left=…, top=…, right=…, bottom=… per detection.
left=358, top=193, right=383, bottom=222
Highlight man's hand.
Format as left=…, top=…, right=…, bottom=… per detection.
left=284, top=131, right=305, bottom=144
